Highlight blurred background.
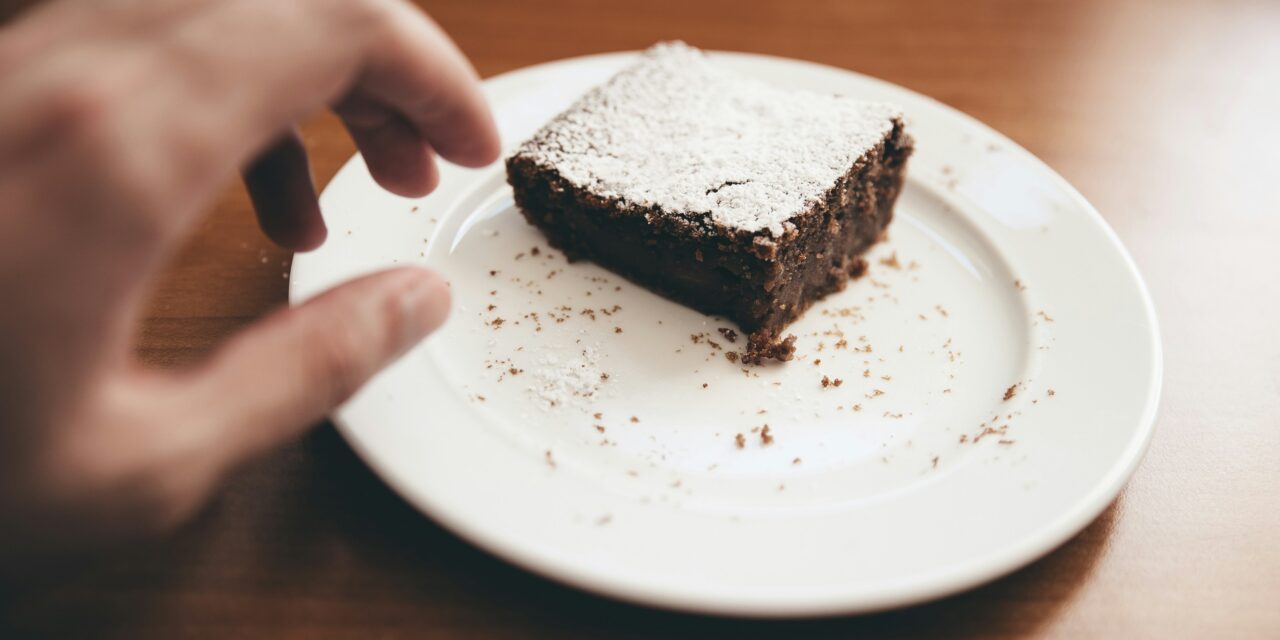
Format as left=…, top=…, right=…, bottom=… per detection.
left=2, top=0, right=1278, bottom=637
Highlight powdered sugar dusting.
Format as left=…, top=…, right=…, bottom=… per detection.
left=513, top=42, right=902, bottom=236
left=527, top=347, right=606, bottom=411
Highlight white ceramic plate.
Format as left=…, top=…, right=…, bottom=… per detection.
left=289, top=50, right=1161, bottom=617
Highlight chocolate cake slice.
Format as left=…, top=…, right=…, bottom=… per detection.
left=505, top=42, right=913, bottom=363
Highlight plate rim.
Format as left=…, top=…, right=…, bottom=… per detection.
left=295, top=48, right=1163, bottom=618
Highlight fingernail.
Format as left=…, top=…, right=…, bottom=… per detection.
left=397, top=270, right=451, bottom=353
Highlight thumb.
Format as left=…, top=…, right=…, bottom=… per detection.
left=184, top=266, right=449, bottom=469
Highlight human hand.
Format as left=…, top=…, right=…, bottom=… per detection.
left=0, top=0, right=499, bottom=569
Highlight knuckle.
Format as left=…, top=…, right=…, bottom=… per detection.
left=40, top=71, right=183, bottom=238
left=44, top=77, right=119, bottom=143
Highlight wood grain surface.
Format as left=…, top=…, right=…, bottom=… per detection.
left=3, top=0, right=1279, bottom=637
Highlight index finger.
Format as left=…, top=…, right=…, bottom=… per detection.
left=348, top=2, right=500, bottom=168
left=73, top=0, right=502, bottom=215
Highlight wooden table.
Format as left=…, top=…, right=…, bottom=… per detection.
left=3, top=0, right=1278, bottom=637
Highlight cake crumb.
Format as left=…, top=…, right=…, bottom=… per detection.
left=717, top=327, right=739, bottom=343
left=879, top=252, right=901, bottom=269
left=544, top=450, right=556, bottom=469
left=595, top=514, right=612, bottom=526
left=734, top=433, right=746, bottom=449
left=1003, top=384, right=1018, bottom=401
left=932, top=456, right=939, bottom=468
left=792, top=457, right=802, bottom=465
left=630, top=416, right=640, bottom=423
left=974, top=425, right=1008, bottom=443
left=741, top=333, right=797, bottom=365
left=760, top=425, right=774, bottom=445
left=1047, top=389, right=1056, bottom=397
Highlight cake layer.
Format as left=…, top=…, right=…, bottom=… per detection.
left=508, top=120, right=911, bottom=362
